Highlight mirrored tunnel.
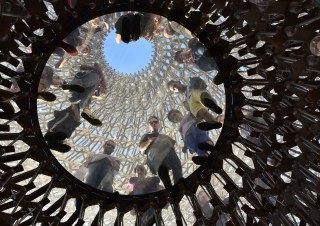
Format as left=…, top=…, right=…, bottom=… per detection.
left=35, top=12, right=225, bottom=196
left=0, top=0, right=320, bottom=226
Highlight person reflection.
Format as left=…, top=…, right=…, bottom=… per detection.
left=168, top=109, right=222, bottom=156
left=84, top=18, right=109, bottom=34
left=44, top=104, right=81, bottom=152
left=240, top=109, right=267, bottom=146
left=163, top=21, right=194, bottom=39
left=167, top=77, right=223, bottom=131
left=11, top=65, right=63, bottom=102
left=240, top=109, right=280, bottom=167
left=174, top=38, right=219, bottom=71
left=74, top=140, right=120, bottom=192
left=73, top=140, right=120, bottom=209
left=197, top=191, right=213, bottom=219
left=128, top=165, right=164, bottom=226
left=139, top=116, right=183, bottom=188
left=196, top=191, right=229, bottom=226
left=115, top=13, right=161, bottom=44
left=54, top=27, right=91, bottom=68
left=128, top=164, right=163, bottom=194
left=174, top=38, right=225, bottom=85
left=62, top=62, right=106, bottom=126
left=37, top=66, right=64, bottom=92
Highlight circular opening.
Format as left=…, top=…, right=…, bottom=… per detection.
left=103, top=29, right=154, bottom=74
left=36, top=12, right=225, bottom=196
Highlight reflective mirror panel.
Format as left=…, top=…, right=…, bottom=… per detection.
left=36, top=12, right=225, bottom=194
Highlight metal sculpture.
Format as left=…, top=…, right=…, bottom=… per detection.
left=0, top=0, right=319, bottom=225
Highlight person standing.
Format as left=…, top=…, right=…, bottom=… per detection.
left=74, top=140, right=120, bottom=192
left=139, top=116, right=183, bottom=188
left=63, top=62, right=106, bottom=126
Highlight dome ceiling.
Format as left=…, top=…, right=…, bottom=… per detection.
left=38, top=12, right=225, bottom=194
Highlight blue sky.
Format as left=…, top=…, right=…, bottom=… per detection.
left=103, top=29, right=154, bottom=74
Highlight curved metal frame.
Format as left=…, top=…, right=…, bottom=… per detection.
left=0, top=0, right=320, bottom=225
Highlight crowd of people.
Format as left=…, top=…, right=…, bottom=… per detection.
left=72, top=135, right=228, bottom=225
left=44, top=72, right=223, bottom=188
left=29, top=12, right=226, bottom=153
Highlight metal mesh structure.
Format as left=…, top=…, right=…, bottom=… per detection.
left=39, top=12, right=225, bottom=187
left=1, top=0, right=320, bottom=226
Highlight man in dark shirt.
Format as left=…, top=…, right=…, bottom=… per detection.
left=128, top=165, right=163, bottom=226
left=128, top=165, right=162, bottom=193
left=74, top=140, right=120, bottom=192
left=139, top=116, right=183, bottom=188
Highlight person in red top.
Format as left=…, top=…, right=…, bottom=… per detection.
left=65, top=0, right=78, bottom=10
